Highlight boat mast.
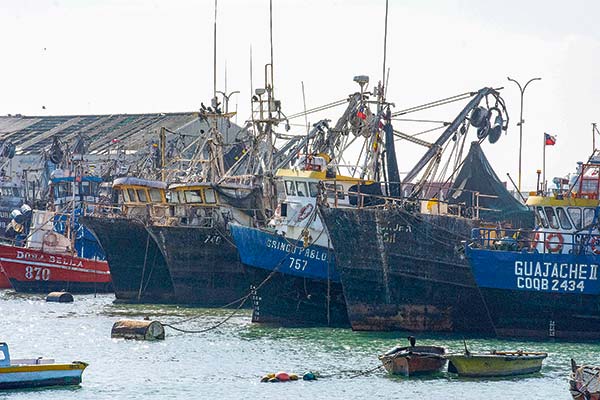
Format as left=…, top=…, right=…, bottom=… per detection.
left=206, top=0, right=225, bottom=182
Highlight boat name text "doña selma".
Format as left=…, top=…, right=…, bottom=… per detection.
left=16, top=250, right=84, bottom=268
left=514, top=261, right=598, bottom=292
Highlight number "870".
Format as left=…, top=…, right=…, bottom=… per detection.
left=24, top=266, right=51, bottom=281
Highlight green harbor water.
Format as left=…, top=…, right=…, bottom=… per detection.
left=0, top=290, right=590, bottom=399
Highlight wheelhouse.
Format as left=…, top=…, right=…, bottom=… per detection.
left=49, top=172, right=103, bottom=212
left=114, top=178, right=168, bottom=206
left=112, top=177, right=168, bottom=219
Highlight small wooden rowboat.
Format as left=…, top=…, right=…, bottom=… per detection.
left=0, top=343, right=88, bottom=389
left=446, top=350, right=547, bottom=377
left=569, top=359, right=600, bottom=400
left=379, top=337, right=447, bottom=376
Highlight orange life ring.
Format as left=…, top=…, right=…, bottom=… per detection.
left=531, top=232, right=540, bottom=250
left=590, top=236, right=600, bottom=255
left=296, top=203, right=314, bottom=222
left=545, top=233, right=564, bottom=253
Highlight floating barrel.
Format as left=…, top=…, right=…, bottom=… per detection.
left=46, top=292, right=74, bottom=303
left=111, top=319, right=165, bottom=340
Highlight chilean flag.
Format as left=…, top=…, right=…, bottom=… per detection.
left=544, top=133, right=556, bottom=146
left=356, top=107, right=367, bottom=120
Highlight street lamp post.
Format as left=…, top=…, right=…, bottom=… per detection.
left=507, top=76, right=541, bottom=193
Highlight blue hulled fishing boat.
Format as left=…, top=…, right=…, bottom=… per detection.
left=230, top=155, right=371, bottom=327
left=465, top=153, right=600, bottom=339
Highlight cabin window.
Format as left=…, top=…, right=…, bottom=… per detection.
left=149, top=189, right=162, bottom=202
left=535, top=206, right=549, bottom=228
left=127, top=188, right=137, bottom=203
left=309, top=182, right=319, bottom=197
left=275, top=180, right=286, bottom=200
left=0, top=187, right=19, bottom=197
left=582, top=179, right=599, bottom=194
left=184, top=190, right=203, bottom=203
left=285, top=180, right=297, bottom=196
left=204, top=189, right=216, bottom=204
left=296, top=181, right=309, bottom=197
left=137, top=189, right=148, bottom=202
left=1, top=187, right=20, bottom=197
left=167, top=191, right=179, bottom=204
left=584, top=208, right=596, bottom=228
left=117, top=190, right=125, bottom=204
left=556, top=207, right=572, bottom=230
left=79, top=181, right=90, bottom=196
left=57, top=183, right=73, bottom=199
left=544, top=207, right=559, bottom=229
left=567, top=207, right=582, bottom=230
left=325, top=183, right=345, bottom=200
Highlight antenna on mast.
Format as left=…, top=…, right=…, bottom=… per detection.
left=302, top=81, right=309, bottom=155
left=213, top=0, right=218, bottom=105
left=382, top=0, right=389, bottom=94
left=269, top=0, right=274, bottom=98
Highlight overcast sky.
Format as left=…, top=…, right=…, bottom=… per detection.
left=1, top=0, right=599, bottom=190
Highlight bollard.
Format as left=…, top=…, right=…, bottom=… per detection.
left=46, top=292, right=74, bottom=303
left=111, top=319, right=165, bottom=340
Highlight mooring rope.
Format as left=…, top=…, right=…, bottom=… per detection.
left=161, top=229, right=310, bottom=334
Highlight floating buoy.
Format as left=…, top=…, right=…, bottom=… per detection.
left=275, top=371, right=290, bottom=381
left=268, top=377, right=279, bottom=383
left=46, top=292, right=73, bottom=303
left=260, top=375, right=270, bottom=383
left=289, top=373, right=298, bottom=381
left=303, top=372, right=317, bottom=381
left=111, top=319, right=165, bottom=340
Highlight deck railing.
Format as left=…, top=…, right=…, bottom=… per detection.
left=470, top=227, right=600, bottom=256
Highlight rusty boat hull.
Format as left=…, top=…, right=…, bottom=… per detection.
left=147, top=224, right=251, bottom=306
left=81, top=216, right=176, bottom=303
left=319, top=206, right=494, bottom=333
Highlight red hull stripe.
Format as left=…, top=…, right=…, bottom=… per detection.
left=0, top=258, right=110, bottom=275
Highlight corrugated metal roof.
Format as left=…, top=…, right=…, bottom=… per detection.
left=0, top=112, right=211, bottom=155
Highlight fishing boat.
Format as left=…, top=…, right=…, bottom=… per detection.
left=81, top=177, right=177, bottom=303
left=0, top=210, right=111, bottom=293
left=319, top=88, right=532, bottom=333
left=379, top=337, right=446, bottom=376
left=0, top=164, right=29, bottom=289
left=0, top=266, right=10, bottom=289
left=230, top=154, right=368, bottom=326
left=465, top=151, right=600, bottom=339
left=0, top=342, right=88, bottom=389
left=446, top=350, right=547, bottom=377
left=147, top=178, right=263, bottom=306
left=230, top=81, right=388, bottom=327
left=570, top=360, right=600, bottom=400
